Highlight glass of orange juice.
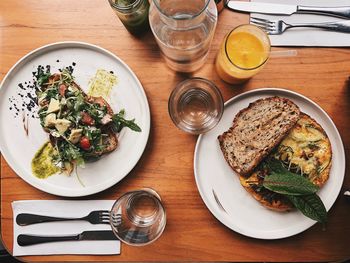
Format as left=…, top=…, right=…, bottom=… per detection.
left=215, top=24, right=270, bottom=84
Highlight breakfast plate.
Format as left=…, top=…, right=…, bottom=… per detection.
left=0, top=41, right=150, bottom=197
left=194, top=88, right=345, bottom=239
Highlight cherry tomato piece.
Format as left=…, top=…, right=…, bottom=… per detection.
left=80, top=136, right=91, bottom=150
left=81, top=112, right=95, bottom=125
left=59, top=84, right=67, bottom=97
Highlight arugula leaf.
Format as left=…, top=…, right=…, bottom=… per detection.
left=37, top=73, right=51, bottom=87
left=287, top=194, right=327, bottom=224
left=111, top=110, right=141, bottom=133
left=74, top=94, right=85, bottom=112
left=263, top=171, right=319, bottom=196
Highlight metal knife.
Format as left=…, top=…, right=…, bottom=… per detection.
left=227, top=1, right=350, bottom=19
left=17, top=230, right=118, bottom=246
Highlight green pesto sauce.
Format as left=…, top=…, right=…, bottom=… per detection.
left=31, top=142, right=59, bottom=179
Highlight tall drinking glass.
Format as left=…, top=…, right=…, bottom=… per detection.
left=149, top=0, right=218, bottom=72
left=215, top=24, right=270, bottom=84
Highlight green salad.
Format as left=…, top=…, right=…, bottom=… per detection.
left=34, top=68, right=141, bottom=175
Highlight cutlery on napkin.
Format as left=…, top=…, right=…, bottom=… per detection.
left=12, top=200, right=120, bottom=256
left=227, top=1, right=350, bottom=18
left=18, top=230, right=118, bottom=246
left=228, top=0, right=350, bottom=46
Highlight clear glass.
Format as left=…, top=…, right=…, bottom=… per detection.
left=108, top=0, right=150, bottom=35
left=215, top=24, right=271, bottom=84
left=168, top=78, right=224, bottom=134
left=149, top=0, right=218, bottom=72
left=110, top=188, right=166, bottom=246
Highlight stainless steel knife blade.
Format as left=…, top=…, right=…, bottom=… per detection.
left=79, top=230, right=117, bottom=241
left=227, top=1, right=350, bottom=19
left=227, top=1, right=297, bottom=15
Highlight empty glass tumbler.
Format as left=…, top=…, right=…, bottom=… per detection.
left=110, top=188, right=166, bottom=246
left=149, top=0, right=218, bottom=72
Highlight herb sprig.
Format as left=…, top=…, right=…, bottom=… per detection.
left=262, top=158, right=327, bottom=224
left=111, top=109, right=142, bottom=133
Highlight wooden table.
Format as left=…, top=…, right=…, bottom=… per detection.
left=1, top=0, right=350, bottom=262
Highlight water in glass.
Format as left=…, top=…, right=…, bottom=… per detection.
left=168, top=78, right=224, bottom=134
left=149, top=0, right=217, bottom=72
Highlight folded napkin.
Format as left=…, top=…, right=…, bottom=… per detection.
left=250, top=0, right=350, bottom=46
left=12, top=200, right=120, bottom=256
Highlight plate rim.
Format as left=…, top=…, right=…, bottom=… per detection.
left=0, top=41, right=151, bottom=197
left=193, top=87, right=345, bottom=239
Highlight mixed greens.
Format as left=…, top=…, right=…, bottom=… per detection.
left=35, top=68, right=141, bottom=174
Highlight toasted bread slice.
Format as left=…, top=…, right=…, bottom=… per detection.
left=218, top=97, right=300, bottom=176
left=239, top=113, right=332, bottom=211
left=43, top=74, right=118, bottom=156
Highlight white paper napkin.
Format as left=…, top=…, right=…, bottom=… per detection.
left=250, top=0, right=350, bottom=46
left=12, top=200, right=120, bottom=256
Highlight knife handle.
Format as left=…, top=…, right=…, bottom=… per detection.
left=17, top=234, right=79, bottom=246
left=298, top=5, right=350, bottom=19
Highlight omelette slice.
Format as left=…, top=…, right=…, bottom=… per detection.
left=240, top=113, right=332, bottom=211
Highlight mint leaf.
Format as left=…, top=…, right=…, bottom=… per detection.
left=263, top=171, right=319, bottom=196
left=287, top=194, right=327, bottom=224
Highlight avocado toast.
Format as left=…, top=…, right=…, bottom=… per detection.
left=35, top=68, right=141, bottom=174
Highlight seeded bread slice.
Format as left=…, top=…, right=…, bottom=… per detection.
left=218, top=97, right=300, bottom=176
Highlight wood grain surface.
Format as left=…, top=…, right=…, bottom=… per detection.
left=1, top=0, right=350, bottom=262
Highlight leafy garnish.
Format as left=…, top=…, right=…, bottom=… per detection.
left=112, top=109, right=141, bottom=132
left=262, top=158, right=327, bottom=224
left=263, top=163, right=319, bottom=196
left=287, top=194, right=327, bottom=224
left=37, top=73, right=51, bottom=87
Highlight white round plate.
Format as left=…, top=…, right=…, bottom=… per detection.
left=0, top=42, right=150, bottom=197
left=194, top=88, right=345, bottom=239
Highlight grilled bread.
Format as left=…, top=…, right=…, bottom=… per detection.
left=239, top=113, right=332, bottom=211
left=218, top=97, right=300, bottom=176
left=42, top=73, right=118, bottom=157
left=86, top=96, right=118, bottom=154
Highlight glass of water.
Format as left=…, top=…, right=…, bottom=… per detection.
left=168, top=78, right=224, bottom=134
left=148, top=0, right=218, bottom=72
left=110, top=188, right=166, bottom=246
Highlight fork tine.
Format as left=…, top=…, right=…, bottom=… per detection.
left=250, top=21, right=275, bottom=34
left=99, top=211, right=110, bottom=215
left=250, top=20, right=275, bottom=29
left=250, top=23, right=271, bottom=33
left=250, top=17, right=274, bottom=25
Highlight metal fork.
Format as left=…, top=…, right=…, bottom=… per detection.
left=251, top=17, right=350, bottom=35
left=16, top=210, right=110, bottom=226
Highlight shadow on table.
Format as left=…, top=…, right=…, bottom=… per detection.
left=0, top=249, right=20, bottom=263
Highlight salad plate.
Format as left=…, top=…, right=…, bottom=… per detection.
left=0, top=41, right=150, bottom=197
left=194, top=88, right=345, bottom=239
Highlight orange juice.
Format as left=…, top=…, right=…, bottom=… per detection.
left=216, top=25, right=270, bottom=84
